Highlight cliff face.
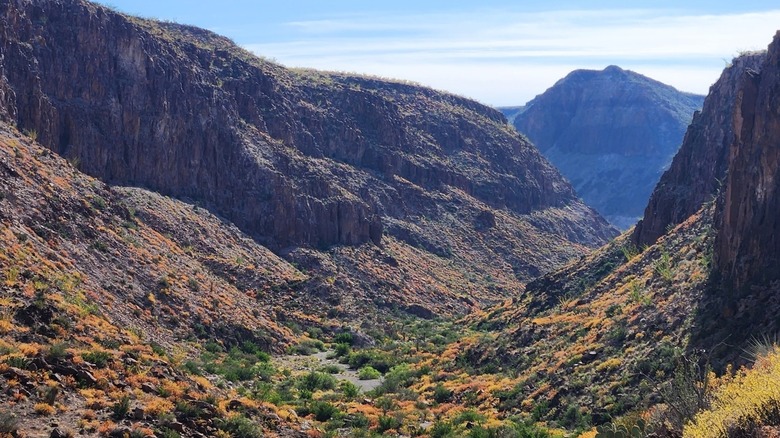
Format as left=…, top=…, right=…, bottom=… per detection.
left=715, top=33, right=780, bottom=292
left=514, top=66, right=704, bottom=229
left=0, top=0, right=614, bottom=258
left=633, top=54, right=766, bottom=247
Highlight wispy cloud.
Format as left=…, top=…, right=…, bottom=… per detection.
left=245, top=8, right=780, bottom=105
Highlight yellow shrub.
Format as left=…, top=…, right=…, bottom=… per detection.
left=33, top=403, right=55, bottom=415
left=596, top=358, right=622, bottom=372
left=160, top=380, right=185, bottom=399
left=0, top=317, right=13, bottom=334
left=143, top=396, right=174, bottom=416
left=684, top=348, right=780, bottom=438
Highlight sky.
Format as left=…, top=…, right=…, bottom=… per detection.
left=94, top=1, right=780, bottom=106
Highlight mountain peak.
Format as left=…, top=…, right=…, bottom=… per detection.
left=602, top=64, right=625, bottom=73
left=514, top=66, right=704, bottom=229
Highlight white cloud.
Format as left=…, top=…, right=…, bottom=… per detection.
left=244, top=8, right=780, bottom=105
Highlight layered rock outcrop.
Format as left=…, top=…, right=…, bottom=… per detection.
left=715, top=33, right=780, bottom=292
left=0, top=0, right=618, bottom=314
left=633, top=54, right=766, bottom=247
left=514, top=66, right=704, bottom=229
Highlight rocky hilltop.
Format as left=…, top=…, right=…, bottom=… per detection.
left=513, top=66, right=704, bottom=229
left=0, top=0, right=615, bottom=316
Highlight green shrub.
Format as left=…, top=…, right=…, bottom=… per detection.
left=377, top=415, right=402, bottom=433
left=334, top=343, right=351, bottom=357
left=82, top=350, right=112, bottom=368
left=4, top=355, right=30, bottom=369
left=45, top=342, right=69, bottom=361
left=653, top=251, right=674, bottom=281
left=220, top=360, right=256, bottom=382
left=432, top=383, right=453, bottom=404
left=0, top=410, right=18, bottom=434
left=341, top=381, right=360, bottom=398
left=453, top=409, right=486, bottom=426
left=334, top=332, right=354, bottom=345
left=299, top=371, right=337, bottom=392
left=287, top=339, right=325, bottom=355
left=216, top=415, right=263, bottom=438
left=251, top=362, right=276, bottom=382
left=429, top=420, right=454, bottom=438
left=375, top=363, right=416, bottom=394
left=311, top=400, right=340, bottom=422
left=112, top=395, right=130, bottom=419
left=358, top=366, right=381, bottom=380
left=156, top=428, right=181, bottom=438
left=174, top=401, right=202, bottom=420
left=320, top=364, right=342, bottom=374
left=204, top=341, right=224, bottom=353
left=345, top=412, right=370, bottom=428
left=239, top=341, right=270, bottom=362
left=347, top=350, right=394, bottom=373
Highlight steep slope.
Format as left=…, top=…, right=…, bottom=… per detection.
left=514, top=66, right=704, bottom=229
left=465, top=33, right=780, bottom=430
left=0, top=0, right=616, bottom=321
left=0, top=122, right=310, bottom=436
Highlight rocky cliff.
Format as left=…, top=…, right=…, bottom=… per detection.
left=0, top=0, right=615, bottom=312
left=715, top=35, right=780, bottom=293
left=513, top=66, right=704, bottom=229
left=633, top=54, right=766, bottom=247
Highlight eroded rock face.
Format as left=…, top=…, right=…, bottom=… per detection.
left=633, top=54, right=766, bottom=247
left=514, top=66, right=704, bottom=229
left=0, top=0, right=615, bottom=260
left=715, top=32, right=780, bottom=292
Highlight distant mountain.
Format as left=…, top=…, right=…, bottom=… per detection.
left=497, top=106, right=525, bottom=123
left=511, top=66, right=705, bottom=229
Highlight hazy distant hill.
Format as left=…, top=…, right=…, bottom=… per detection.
left=511, top=66, right=704, bottom=229
left=497, top=105, right=525, bottom=123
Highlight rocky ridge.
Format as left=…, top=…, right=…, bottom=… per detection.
left=0, top=0, right=617, bottom=320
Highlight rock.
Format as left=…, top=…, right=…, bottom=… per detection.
left=1, top=367, right=32, bottom=383
left=140, top=383, right=157, bottom=394
left=634, top=53, right=765, bottom=247
left=109, top=427, right=132, bottom=438
left=76, top=369, right=98, bottom=386
left=474, top=210, right=496, bottom=230
left=405, top=304, right=435, bottom=319
left=167, top=421, right=185, bottom=433
left=132, top=407, right=145, bottom=420
left=49, top=428, right=69, bottom=438
left=227, top=399, right=244, bottom=410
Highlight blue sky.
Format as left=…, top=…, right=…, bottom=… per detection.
left=95, top=1, right=780, bottom=106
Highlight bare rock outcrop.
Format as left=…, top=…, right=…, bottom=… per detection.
left=633, top=53, right=766, bottom=247
left=715, top=32, right=780, bottom=292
